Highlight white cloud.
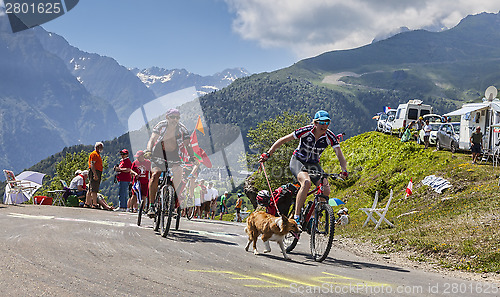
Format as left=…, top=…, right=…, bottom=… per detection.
left=225, top=0, right=500, bottom=59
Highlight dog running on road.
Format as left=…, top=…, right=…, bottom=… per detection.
left=244, top=211, right=300, bottom=260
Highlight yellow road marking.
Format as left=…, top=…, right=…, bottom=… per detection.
left=261, top=273, right=318, bottom=287
left=191, top=270, right=394, bottom=289
left=311, top=272, right=393, bottom=287
left=190, top=270, right=286, bottom=287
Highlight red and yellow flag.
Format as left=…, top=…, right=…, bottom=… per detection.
left=195, top=115, right=205, bottom=135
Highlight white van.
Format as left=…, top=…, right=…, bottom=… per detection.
left=376, top=109, right=396, bottom=132
left=390, top=100, right=433, bottom=134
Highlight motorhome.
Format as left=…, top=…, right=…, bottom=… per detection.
left=444, top=86, right=500, bottom=153
left=389, top=100, right=433, bottom=135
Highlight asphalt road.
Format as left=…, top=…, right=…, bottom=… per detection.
left=0, top=205, right=498, bottom=297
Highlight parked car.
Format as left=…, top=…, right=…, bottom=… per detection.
left=378, top=109, right=397, bottom=133
left=436, top=122, right=460, bottom=153
left=422, top=114, right=444, bottom=123
left=417, top=123, right=441, bottom=145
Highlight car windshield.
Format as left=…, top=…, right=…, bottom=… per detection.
left=429, top=124, right=440, bottom=131
left=452, top=123, right=460, bottom=134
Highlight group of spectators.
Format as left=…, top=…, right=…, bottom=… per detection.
left=70, top=108, right=245, bottom=222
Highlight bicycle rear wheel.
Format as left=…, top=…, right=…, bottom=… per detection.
left=161, top=185, right=176, bottom=237
left=186, top=206, right=195, bottom=220
left=137, top=199, right=145, bottom=226
left=175, top=206, right=181, bottom=230
left=185, top=197, right=195, bottom=220
left=310, top=202, right=335, bottom=262
left=283, top=203, right=299, bottom=253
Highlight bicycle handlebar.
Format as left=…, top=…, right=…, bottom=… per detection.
left=302, top=169, right=345, bottom=180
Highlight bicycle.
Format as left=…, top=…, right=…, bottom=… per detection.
left=283, top=170, right=343, bottom=262
left=148, top=157, right=181, bottom=237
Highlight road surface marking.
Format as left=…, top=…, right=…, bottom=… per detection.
left=190, top=270, right=286, bottom=288
left=7, top=212, right=133, bottom=227
left=190, top=270, right=393, bottom=289
left=186, top=230, right=237, bottom=238
left=312, top=272, right=392, bottom=287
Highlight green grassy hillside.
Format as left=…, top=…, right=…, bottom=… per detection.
left=320, top=132, right=500, bottom=273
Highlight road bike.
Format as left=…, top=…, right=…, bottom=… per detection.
left=283, top=171, right=343, bottom=262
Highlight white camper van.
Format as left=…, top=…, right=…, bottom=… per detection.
left=444, top=86, right=500, bottom=153
left=389, top=100, right=433, bottom=134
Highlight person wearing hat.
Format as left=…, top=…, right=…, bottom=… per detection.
left=144, top=108, right=197, bottom=217
left=69, top=169, right=87, bottom=199
left=86, top=142, right=104, bottom=208
left=114, top=149, right=133, bottom=211
left=235, top=193, right=243, bottom=222
left=259, top=110, right=348, bottom=228
left=470, top=126, right=483, bottom=164
left=219, top=191, right=229, bottom=220
left=128, top=150, right=151, bottom=212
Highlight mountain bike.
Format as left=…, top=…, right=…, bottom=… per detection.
left=283, top=171, right=343, bottom=262
left=149, top=157, right=181, bottom=237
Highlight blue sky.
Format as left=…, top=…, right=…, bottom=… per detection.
left=3, top=0, right=500, bottom=76
left=41, top=0, right=295, bottom=75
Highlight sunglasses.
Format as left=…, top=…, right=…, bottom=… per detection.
left=316, top=120, right=330, bottom=125
left=169, top=115, right=180, bottom=120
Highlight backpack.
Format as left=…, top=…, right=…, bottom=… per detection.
left=257, top=183, right=300, bottom=217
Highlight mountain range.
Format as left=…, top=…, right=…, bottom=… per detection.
left=0, top=12, right=249, bottom=175
left=198, top=12, right=500, bottom=144
left=6, top=10, right=500, bottom=192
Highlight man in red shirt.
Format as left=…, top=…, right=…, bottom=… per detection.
left=86, top=142, right=104, bottom=208
left=128, top=150, right=151, bottom=212
left=115, top=149, right=133, bottom=211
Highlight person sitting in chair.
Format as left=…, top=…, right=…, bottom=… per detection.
left=69, top=170, right=88, bottom=199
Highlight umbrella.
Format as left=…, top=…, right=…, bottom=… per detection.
left=4, top=171, right=46, bottom=204
left=328, top=198, right=345, bottom=207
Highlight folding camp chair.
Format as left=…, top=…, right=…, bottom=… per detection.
left=3, top=169, right=37, bottom=204
left=360, top=189, right=394, bottom=230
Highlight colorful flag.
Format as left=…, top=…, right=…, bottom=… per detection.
left=195, top=115, right=205, bottom=135
left=383, top=106, right=391, bottom=113
left=190, top=130, right=212, bottom=168
left=405, top=178, right=413, bottom=197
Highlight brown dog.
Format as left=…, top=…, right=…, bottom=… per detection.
left=244, top=211, right=300, bottom=260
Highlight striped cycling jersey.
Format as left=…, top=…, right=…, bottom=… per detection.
left=293, top=125, right=339, bottom=163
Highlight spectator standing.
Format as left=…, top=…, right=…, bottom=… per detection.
left=235, top=193, right=243, bottom=222
left=470, top=126, right=483, bottom=164
left=423, top=120, right=432, bottom=149
left=128, top=150, right=151, bottom=212
left=86, top=142, right=104, bottom=208
left=415, top=117, right=424, bottom=141
left=208, top=182, right=219, bottom=220
left=199, top=180, right=210, bottom=219
left=219, top=191, right=229, bottom=220
left=115, top=149, right=133, bottom=211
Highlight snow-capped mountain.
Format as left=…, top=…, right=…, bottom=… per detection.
left=131, top=67, right=250, bottom=97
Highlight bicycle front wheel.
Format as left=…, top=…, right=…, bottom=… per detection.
left=283, top=203, right=299, bottom=253
left=310, top=202, right=335, bottom=262
left=161, top=185, right=176, bottom=237
left=153, top=192, right=162, bottom=232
